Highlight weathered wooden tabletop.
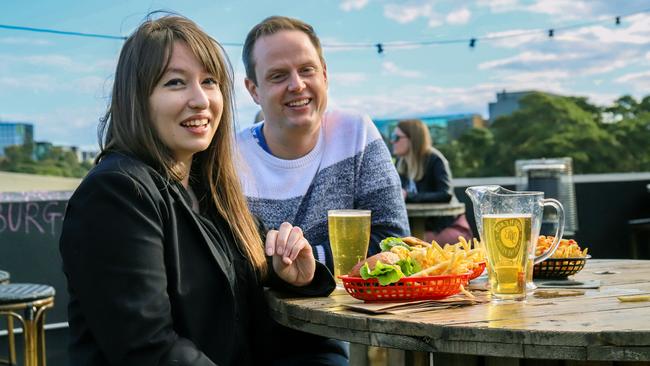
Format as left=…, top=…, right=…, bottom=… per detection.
left=266, top=259, right=650, bottom=362
left=405, top=202, right=466, bottom=239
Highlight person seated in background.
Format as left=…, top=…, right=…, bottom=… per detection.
left=59, top=14, right=334, bottom=366
left=391, top=119, right=472, bottom=245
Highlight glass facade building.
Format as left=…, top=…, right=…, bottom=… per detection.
left=0, top=122, right=34, bottom=157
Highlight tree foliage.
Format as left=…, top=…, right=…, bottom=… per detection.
left=0, top=144, right=92, bottom=178
left=440, top=92, right=650, bottom=177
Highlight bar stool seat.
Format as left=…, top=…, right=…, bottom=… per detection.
left=0, top=271, right=10, bottom=365
left=0, top=284, right=55, bottom=366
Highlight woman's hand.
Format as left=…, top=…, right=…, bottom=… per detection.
left=402, top=188, right=408, bottom=199
left=265, top=222, right=315, bottom=287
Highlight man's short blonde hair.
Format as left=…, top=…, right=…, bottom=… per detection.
left=242, top=16, right=324, bottom=85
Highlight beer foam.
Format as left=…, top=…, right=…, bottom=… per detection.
left=483, top=213, right=532, bottom=219
left=328, top=210, right=371, bottom=217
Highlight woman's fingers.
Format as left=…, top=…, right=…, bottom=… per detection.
left=274, top=222, right=293, bottom=256
left=265, top=229, right=278, bottom=256
left=288, top=237, right=311, bottom=261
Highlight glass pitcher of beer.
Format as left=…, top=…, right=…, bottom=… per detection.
left=466, top=186, right=564, bottom=302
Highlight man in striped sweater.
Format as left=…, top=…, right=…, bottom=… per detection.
left=237, top=16, right=409, bottom=366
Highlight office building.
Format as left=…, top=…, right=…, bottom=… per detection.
left=0, top=122, right=34, bottom=157
left=374, top=113, right=484, bottom=145
left=488, top=90, right=536, bottom=124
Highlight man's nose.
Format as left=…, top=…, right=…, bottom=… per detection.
left=287, top=72, right=306, bottom=93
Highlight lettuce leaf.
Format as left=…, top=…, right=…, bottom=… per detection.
left=360, top=260, right=404, bottom=285
left=379, top=237, right=411, bottom=252
left=397, top=257, right=421, bottom=277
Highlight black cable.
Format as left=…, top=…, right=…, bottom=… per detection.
left=1, top=6, right=649, bottom=49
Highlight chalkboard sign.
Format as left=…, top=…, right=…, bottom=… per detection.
left=0, top=192, right=71, bottom=326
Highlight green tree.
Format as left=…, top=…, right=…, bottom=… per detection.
left=489, top=93, right=621, bottom=175
left=0, top=143, right=91, bottom=178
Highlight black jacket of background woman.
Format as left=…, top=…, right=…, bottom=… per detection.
left=399, top=148, right=456, bottom=232
left=59, top=152, right=335, bottom=366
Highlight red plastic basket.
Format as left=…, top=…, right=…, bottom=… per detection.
left=338, top=273, right=470, bottom=302
left=469, top=261, right=486, bottom=280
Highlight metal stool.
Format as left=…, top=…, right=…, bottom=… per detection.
left=0, top=284, right=55, bottom=366
left=0, top=271, right=14, bottom=366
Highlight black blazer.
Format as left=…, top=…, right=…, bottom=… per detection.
left=59, top=152, right=334, bottom=366
left=400, top=148, right=454, bottom=204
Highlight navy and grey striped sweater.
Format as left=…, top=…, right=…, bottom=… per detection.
left=236, top=110, right=410, bottom=271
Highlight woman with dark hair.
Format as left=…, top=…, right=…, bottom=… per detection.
left=391, top=119, right=472, bottom=245
left=59, top=14, right=333, bottom=366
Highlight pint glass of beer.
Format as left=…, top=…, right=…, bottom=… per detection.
left=328, top=210, right=371, bottom=284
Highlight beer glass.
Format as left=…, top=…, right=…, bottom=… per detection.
left=466, top=186, right=564, bottom=302
left=328, top=210, right=371, bottom=285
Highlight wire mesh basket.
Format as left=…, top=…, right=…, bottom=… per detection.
left=533, top=255, right=590, bottom=279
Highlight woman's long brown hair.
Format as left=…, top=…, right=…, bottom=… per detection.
left=395, top=119, right=433, bottom=181
left=98, top=14, right=267, bottom=275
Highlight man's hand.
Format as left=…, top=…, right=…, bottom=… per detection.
left=265, top=222, right=315, bottom=286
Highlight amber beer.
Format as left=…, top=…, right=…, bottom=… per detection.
left=328, top=210, right=371, bottom=282
left=482, top=214, right=532, bottom=301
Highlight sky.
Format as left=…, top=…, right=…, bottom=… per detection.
left=1, top=0, right=649, bottom=150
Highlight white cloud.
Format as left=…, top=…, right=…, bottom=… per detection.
left=0, top=73, right=113, bottom=95
left=383, top=2, right=442, bottom=28
left=330, top=72, right=367, bottom=86
left=329, top=79, right=621, bottom=122
left=0, top=37, right=53, bottom=46
left=427, top=18, right=443, bottom=28
left=484, top=29, right=545, bottom=48
left=615, top=70, right=650, bottom=92
left=0, top=74, right=59, bottom=92
left=382, top=61, right=423, bottom=78
left=480, top=13, right=650, bottom=82
left=75, top=75, right=112, bottom=95
left=478, top=51, right=574, bottom=70
left=497, top=70, right=571, bottom=88
left=526, top=0, right=594, bottom=20
left=446, top=7, right=471, bottom=25
left=340, top=0, right=369, bottom=12
left=0, top=53, right=115, bottom=74
left=2, top=106, right=104, bottom=147
left=476, top=0, right=520, bottom=13
left=384, top=3, right=431, bottom=24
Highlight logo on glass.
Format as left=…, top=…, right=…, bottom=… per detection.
left=492, top=218, right=523, bottom=258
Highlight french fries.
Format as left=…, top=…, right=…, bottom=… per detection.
left=536, top=236, right=588, bottom=258
left=405, top=237, right=486, bottom=277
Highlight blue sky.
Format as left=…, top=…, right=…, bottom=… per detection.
left=1, top=0, right=649, bottom=149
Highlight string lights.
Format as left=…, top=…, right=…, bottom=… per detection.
left=0, top=6, right=647, bottom=55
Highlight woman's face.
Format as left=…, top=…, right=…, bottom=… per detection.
left=391, top=127, right=410, bottom=157
left=149, top=41, right=223, bottom=165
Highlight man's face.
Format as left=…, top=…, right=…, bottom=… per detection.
left=245, top=30, right=328, bottom=133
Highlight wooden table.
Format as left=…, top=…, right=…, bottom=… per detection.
left=405, top=202, right=466, bottom=238
left=266, top=259, right=650, bottom=364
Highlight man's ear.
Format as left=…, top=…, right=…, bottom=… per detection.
left=322, top=62, right=328, bottom=89
left=245, top=78, right=260, bottom=105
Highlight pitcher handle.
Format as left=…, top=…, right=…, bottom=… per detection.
left=533, top=198, right=565, bottom=264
